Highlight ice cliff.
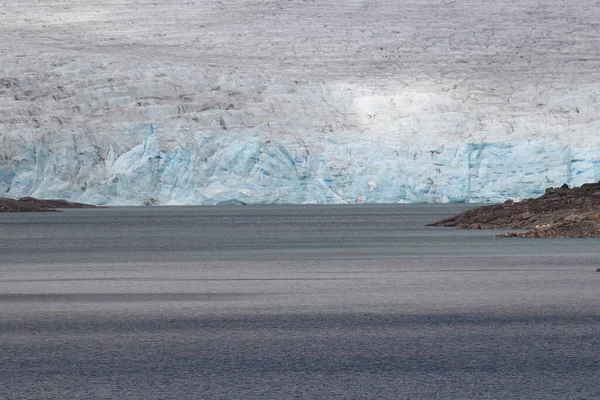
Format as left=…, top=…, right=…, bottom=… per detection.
left=2, top=0, right=600, bottom=205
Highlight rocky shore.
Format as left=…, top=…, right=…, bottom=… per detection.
left=429, top=183, right=600, bottom=238
left=0, top=197, right=99, bottom=212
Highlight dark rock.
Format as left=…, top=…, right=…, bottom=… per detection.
left=581, top=182, right=600, bottom=190
left=143, top=197, right=160, bottom=206
left=216, top=199, right=247, bottom=206
left=561, top=183, right=569, bottom=189
left=0, top=197, right=99, bottom=212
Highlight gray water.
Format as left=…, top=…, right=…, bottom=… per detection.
left=1, top=204, right=599, bottom=399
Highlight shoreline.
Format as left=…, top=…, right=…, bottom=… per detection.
left=429, top=183, right=600, bottom=238
left=0, top=197, right=99, bottom=212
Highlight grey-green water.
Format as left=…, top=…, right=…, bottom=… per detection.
left=1, top=205, right=599, bottom=399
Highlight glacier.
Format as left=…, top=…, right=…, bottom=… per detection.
left=1, top=0, right=600, bottom=205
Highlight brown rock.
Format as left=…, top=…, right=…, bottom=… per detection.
left=517, top=211, right=533, bottom=220
left=427, top=182, right=600, bottom=238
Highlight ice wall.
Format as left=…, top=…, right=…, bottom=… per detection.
left=2, top=69, right=599, bottom=205
left=2, top=0, right=600, bottom=205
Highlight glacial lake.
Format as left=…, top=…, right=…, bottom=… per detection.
left=1, top=204, right=599, bottom=399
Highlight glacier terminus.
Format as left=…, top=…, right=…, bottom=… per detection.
left=1, top=0, right=600, bottom=205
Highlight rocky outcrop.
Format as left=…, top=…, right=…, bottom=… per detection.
left=429, top=183, right=600, bottom=238
left=0, top=197, right=98, bottom=212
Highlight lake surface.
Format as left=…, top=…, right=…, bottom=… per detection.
left=1, top=204, right=599, bottom=399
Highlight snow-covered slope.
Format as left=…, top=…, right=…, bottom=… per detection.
left=2, top=0, right=600, bottom=205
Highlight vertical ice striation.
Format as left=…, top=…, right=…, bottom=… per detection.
left=1, top=0, right=600, bottom=205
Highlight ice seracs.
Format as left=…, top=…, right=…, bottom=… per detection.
left=1, top=0, right=600, bottom=205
